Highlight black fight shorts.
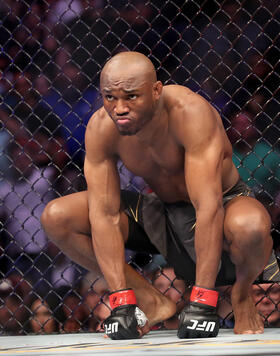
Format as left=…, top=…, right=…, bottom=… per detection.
left=122, top=179, right=280, bottom=286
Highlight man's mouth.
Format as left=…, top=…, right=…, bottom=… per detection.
left=116, top=118, right=131, bottom=125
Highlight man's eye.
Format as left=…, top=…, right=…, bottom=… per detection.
left=106, top=95, right=114, bottom=101
left=128, top=94, right=137, bottom=100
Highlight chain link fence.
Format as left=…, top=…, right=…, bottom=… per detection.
left=0, top=0, right=279, bottom=335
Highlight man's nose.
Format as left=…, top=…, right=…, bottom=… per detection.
left=114, top=99, right=129, bottom=115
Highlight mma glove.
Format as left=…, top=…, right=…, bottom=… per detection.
left=177, top=285, right=219, bottom=338
left=103, top=288, right=148, bottom=340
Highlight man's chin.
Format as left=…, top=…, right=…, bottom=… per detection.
left=118, top=128, right=138, bottom=136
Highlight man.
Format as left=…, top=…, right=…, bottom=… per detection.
left=41, top=51, right=280, bottom=339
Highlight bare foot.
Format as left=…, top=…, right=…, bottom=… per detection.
left=140, top=292, right=177, bottom=327
left=231, top=283, right=264, bottom=334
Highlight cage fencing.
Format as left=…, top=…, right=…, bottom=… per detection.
left=0, top=0, right=279, bottom=335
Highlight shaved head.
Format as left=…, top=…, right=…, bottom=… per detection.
left=100, top=51, right=157, bottom=90
left=100, top=51, right=163, bottom=136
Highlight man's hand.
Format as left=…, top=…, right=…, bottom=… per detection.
left=103, top=289, right=149, bottom=339
left=177, top=286, right=219, bottom=338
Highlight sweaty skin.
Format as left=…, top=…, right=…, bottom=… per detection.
left=42, top=51, right=272, bottom=335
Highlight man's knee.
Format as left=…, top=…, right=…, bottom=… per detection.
left=225, top=208, right=271, bottom=250
left=224, top=207, right=273, bottom=277
left=41, top=198, right=68, bottom=240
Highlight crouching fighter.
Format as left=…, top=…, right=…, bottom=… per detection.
left=41, top=51, right=280, bottom=339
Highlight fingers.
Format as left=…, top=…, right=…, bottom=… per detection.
left=138, top=320, right=150, bottom=337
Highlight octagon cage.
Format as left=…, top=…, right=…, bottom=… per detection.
left=0, top=0, right=279, bottom=335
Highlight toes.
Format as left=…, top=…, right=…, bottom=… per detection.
left=256, top=328, right=264, bottom=334
left=138, top=321, right=150, bottom=337
left=242, top=330, right=254, bottom=334
left=234, top=327, right=264, bottom=334
left=235, top=328, right=264, bottom=334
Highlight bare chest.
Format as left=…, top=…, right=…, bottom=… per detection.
left=117, top=138, right=185, bottom=181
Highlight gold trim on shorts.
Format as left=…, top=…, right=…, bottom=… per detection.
left=129, top=194, right=141, bottom=222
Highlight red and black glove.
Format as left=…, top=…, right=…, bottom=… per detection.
left=177, top=286, right=219, bottom=338
left=103, top=288, right=148, bottom=340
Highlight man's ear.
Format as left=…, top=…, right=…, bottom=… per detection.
left=153, top=81, right=163, bottom=100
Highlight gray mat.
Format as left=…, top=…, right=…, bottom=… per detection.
left=0, top=329, right=280, bottom=356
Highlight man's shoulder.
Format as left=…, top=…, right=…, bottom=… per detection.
left=163, top=84, right=194, bottom=102
left=85, top=107, right=119, bottom=151
left=163, top=85, right=213, bottom=116
left=87, top=106, right=113, bottom=131
left=163, top=85, right=216, bottom=130
left=163, top=86, right=222, bottom=148
left=89, top=106, right=107, bottom=120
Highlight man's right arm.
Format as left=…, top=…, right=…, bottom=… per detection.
left=84, top=111, right=126, bottom=291
left=84, top=113, right=149, bottom=339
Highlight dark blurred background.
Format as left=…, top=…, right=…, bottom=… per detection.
left=0, top=0, right=279, bottom=335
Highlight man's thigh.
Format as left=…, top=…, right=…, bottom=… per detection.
left=51, top=190, right=160, bottom=253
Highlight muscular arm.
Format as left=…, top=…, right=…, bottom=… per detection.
left=177, top=97, right=225, bottom=289
left=84, top=112, right=126, bottom=291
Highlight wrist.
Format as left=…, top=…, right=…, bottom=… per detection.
left=190, top=285, right=219, bottom=308
left=109, top=288, right=137, bottom=309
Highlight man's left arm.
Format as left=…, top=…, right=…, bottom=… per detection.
left=176, top=97, right=225, bottom=338
left=185, top=128, right=224, bottom=289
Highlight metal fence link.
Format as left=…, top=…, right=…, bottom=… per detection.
left=0, top=0, right=279, bottom=335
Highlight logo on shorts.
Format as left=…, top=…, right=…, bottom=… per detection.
left=187, top=319, right=216, bottom=332
left=105, top=322, right=119, bottom=334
